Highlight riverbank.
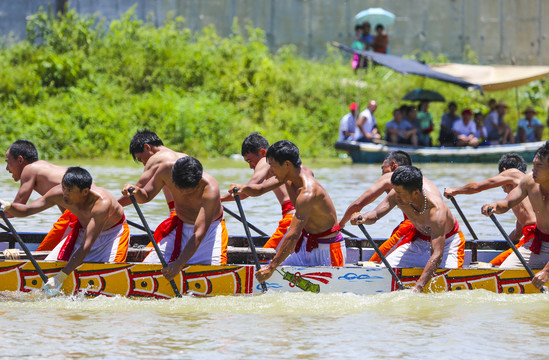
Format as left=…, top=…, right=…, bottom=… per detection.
left=1, top=7, right=544, bottom=161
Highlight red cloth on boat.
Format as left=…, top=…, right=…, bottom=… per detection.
left=528, top=224, right=549, bottom=255
left=295, top=225, right=341, bottom=253
left=57, top=215, right=126, bottom=261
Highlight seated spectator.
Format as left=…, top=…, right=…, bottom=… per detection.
left=386, top=108, right=418, bottom=146
left=516, top=106, right=544, bottom=143
left=452, top=109, right=479, bottom=147
left=355, top=100, right=382, bottom=142
left=372, top=24, right=388, bottom=53
left=339, top=102, right=358, bottom=141
left=484, top=100, right=514, bottom=144
left=474, top=112, right=489, bottom=146
left=415, top=101, right=434, bottom=146
left=439, top=101, right=459, bottom=146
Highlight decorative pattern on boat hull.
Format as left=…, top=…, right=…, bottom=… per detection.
left=0, top=261, right=544, bottom=297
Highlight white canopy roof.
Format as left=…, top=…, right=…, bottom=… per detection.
left=430, top=63, right=549, bottom=92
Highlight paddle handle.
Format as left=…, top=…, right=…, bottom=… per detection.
left=233, top=188, right=268, bottom=292
left=128, top=188, right=182, bottom=298
left=0, top=210, right=48, bottom=283
left=357, top=216, right=405, bottom=290
left=448, top=196, right=478, bottom=263
left=487, top=207, right=544, bottom=293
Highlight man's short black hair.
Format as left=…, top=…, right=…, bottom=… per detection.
left=172, top=156, right=203, bottom=189
left=534, top=141, right=549, bottom=163
left=266, top=140, right=302, bottom=167
left=8, top=140, right=38, bottom=163
left=241, top=132, right=270, bottom=156
left=391, top=166, right=423, bottom=192
left=129, top=129, right=164, bottom=161
left=498, top=153, right=527, bottom=173
left=385, top=150, right=412, bottom=167
left=62, top=167, right=92, bottom=190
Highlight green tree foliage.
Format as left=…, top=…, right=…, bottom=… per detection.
left=0, top=6, right=545, bottom=160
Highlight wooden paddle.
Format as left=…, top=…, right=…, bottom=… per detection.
left=447, top=196, right=478, bottom=263
left=487, top=207, right=545, bottom=293
left=128, top=188, right=182, bottom=298
left=233, top=188, right=267, bottom=292
left=357, top=216, right=405, bottom=290
left=223, top=206, right=269, bottom=237
left=0, top=210, right=48, bottom=284
left=126, top=219, right=146, bottom=232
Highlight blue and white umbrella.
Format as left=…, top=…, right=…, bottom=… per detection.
left=355, top=8, right=395, bottom=27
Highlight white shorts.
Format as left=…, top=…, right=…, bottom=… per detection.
left=385, top=232, right=465, bottom=268
left=282, top=235, right=346, bottom=267
left=500, top=238, right=549, bottom=269
left=45, top=222, right=128, bottom=263
left=143, top=220, right=224, bottom=265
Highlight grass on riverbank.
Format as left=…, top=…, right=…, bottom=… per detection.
left=0, top=6, right=547, bottom=160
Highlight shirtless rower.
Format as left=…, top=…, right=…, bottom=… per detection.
left=118, top=129, right=187, bottom=214
left=230, top=140, right=345, bottom=283
left=0, top=167, right=129, bottom=295
left=351, top=166, right=465, bottom=293
left=121, top=156, right=227, bottom=281
left=221, top=132, right=295, bottom=250
left=444, top=153, right=535, bottom=266
left=339, top=150, right=412, bottom=262
left=482, top=142, right=549, bottom=289
left=4, top=140, right=74, bottom=251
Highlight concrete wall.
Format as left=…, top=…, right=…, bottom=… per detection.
left=1, top=0, right=548, bottom=65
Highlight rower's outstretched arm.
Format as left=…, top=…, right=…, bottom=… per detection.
left=340, top=174, right=392, bottom=228
left=482, top=178, right=528, bottom=215
left=351, top=191, right=396, bottom=226
left=445, top=173, right=514, bottom=198
left=230, top=177, right=283, bottom=197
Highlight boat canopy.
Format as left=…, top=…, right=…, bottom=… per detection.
left=430, top=63, right=549, bottom=92
left=331, top=42, right=483, bottom=92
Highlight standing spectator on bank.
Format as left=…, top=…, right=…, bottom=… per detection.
left=516, top=106, right=544, bottom=143
left=452, top=109, right=479, bottom=147
left=439, top=101, right=459, bottom=146
left=362, top=22, right=374, bottom=50
left=339, top=102, right=358, bottom=141
left=485, top=101, right=514, bottom=145
left=416, top=101, right=434, bottom=146
left=351, top=25, right=366, bottom=72
left=372, top=24, right=388, bottom=53
left=355, top=100, right=382, bottom=142
left=385, top=108, right=418, bottom=146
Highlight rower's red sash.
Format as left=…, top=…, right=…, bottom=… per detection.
left=417, top=219, right=459, bottom=242
left=154, top=211, right=224, bottom=263
left=295, top=225, right=341, bottom=253
left=528, top=224, right=549, bottom=255
left=396, top=218, right=459, bottom=248
left=57, top=215, right=126, bottom=261
left=281, top=200, right=295, bottom=215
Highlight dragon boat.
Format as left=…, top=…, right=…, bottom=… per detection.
left=0, top=231, right=543, bottom=297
